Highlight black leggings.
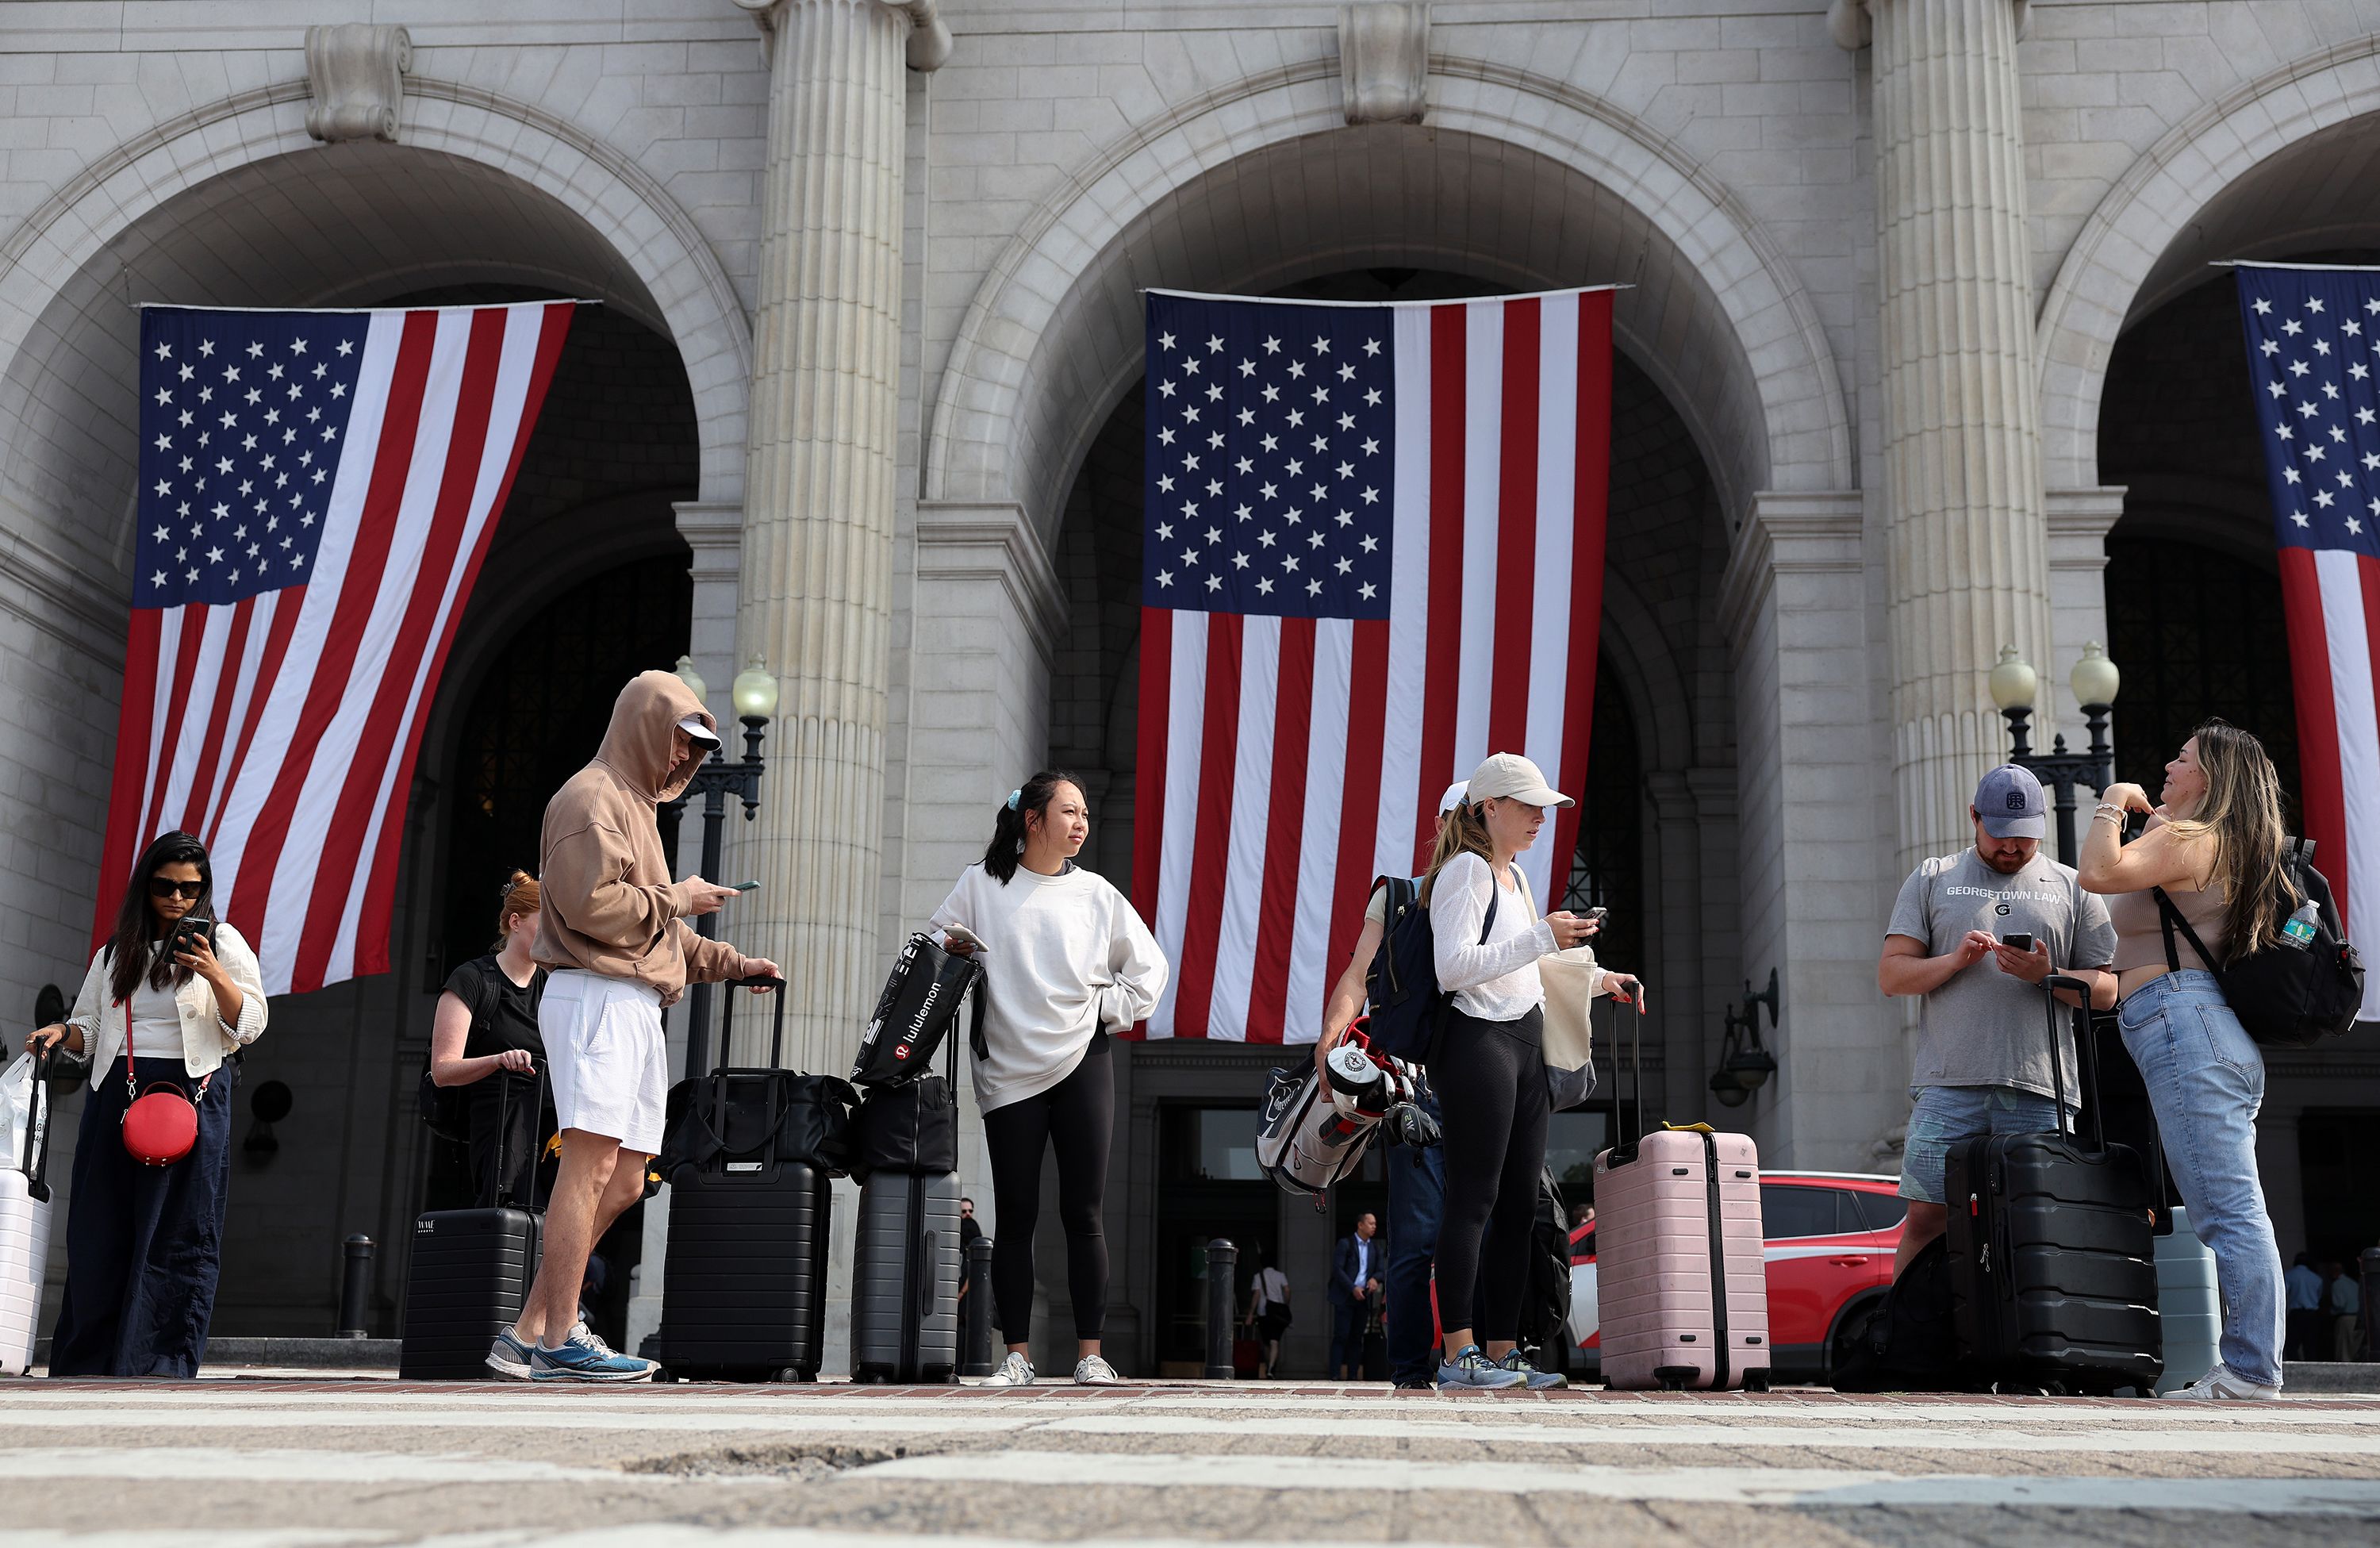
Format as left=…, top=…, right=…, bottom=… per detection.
left=982, top=1033, right=1113, bottom=1341
left=1429, top=1007, right=1549, bottom=1341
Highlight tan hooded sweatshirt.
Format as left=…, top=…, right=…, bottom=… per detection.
left=534, top=670, right=754, bottom=1004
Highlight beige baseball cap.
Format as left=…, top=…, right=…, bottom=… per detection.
left=1464, top=751, right=1573, bottom=809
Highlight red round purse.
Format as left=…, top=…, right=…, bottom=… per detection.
left=118, top=1002, right=206, bottom=1167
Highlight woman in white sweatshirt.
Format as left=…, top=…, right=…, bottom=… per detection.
left=931, top=770, right=1167, bottom=1386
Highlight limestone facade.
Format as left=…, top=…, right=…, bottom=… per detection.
left=2, top=0, right=2378, bottom=1370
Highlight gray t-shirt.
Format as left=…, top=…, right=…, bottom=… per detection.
left=1885, top=849, right=2116, bottom=1107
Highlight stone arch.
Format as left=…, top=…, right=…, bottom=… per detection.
left=0, top=75, right=750, bottom=513
left=924, top=57, right=1854, bottom=541
left=2036, top=37, right=2380, bottom=489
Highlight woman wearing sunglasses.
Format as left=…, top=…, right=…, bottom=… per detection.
left=25, top=830, right=267, bottom=1377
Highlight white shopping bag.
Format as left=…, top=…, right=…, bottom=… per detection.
left=0, top=1054, right=38, bottom=1175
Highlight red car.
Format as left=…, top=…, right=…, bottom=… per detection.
left=1570, top=1170, right=1906, bottom=1382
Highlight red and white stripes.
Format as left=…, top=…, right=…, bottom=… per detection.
left=1134, top=288, right=1613, bottom=1043
left=2279, top=549, right=2380, bottom=1016
left=97, top=301, right=575, bottom=997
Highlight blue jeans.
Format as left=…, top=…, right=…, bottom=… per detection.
left=1898, top=1084, right=2067, bottom=1204
left=1384, top=1092, right=1445, bottom=1383
left=2120, top=970, right=2286, bottom=1388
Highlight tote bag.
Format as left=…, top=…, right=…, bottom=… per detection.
left=1538, top=945, right=1603, bottom=1111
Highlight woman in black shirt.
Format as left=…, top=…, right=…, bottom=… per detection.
left=430, top=870, right=547, bottom=1206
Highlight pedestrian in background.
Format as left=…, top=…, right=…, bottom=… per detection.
left=2287, top=1252, right=2325, bottom=1362
left=1244, top=1246, right=1291, bottom=1378
left=2331, top=1262, right=2365, bottom=1362
left=28, top=830, right=266, bottom=1377
left=935, top=770, right=1168, bottom=1389
left=428, top=869, right=547, bottom=1208
left=1329, top=1211, right=1382, bottom=1379
left=2081, top=720, right=2294, bottom=1400
left=493, top=671, right=776, bottom=1382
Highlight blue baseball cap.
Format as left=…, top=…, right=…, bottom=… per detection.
left=1975, top=764, right=2047, bottom=839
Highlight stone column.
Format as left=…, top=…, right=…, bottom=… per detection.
left=1837, top=0, right=2054, bottom=871
left=727, top=0, right=946, bottom=1078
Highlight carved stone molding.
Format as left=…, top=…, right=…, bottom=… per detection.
left=1829, top=0, right=2029, bottom=51
left=733, top=0, right=950, bottom=73
left=1338, top=2, right=1428, bottom=125
left=304, top=23, right=412, bottom=144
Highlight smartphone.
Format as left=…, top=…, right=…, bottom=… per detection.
left=167, top=917, right=217, bottom=958
left=942, top=922, right=988, bottom=953
left=730, top=880, right=762, bottom=893
left=1586, top=906, right=1610, bottom=927
left=1999, top=931, right=2035, bottom=952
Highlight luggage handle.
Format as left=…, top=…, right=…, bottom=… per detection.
left=717, top=975, right=790, bottom=1169
left=2041, top=973, right=2104, bottom=1150
left=19, top=1046, right=52, bottom=1204
left=489, top=1059, right=549, bottom=1212
left=918, top=1227, right=939, bottom=1324
left=1603, top=989, right=1650, bottom=1166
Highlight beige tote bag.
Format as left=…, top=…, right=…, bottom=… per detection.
left=1539, top=944, right=1603, bottom=1110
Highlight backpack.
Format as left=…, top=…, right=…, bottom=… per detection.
left=2153, top=840, right=2364, bottom=1050
left=1363, top=873, right=1500, bottom=1065
left=1829, top=1235, right=1992, bottom=1393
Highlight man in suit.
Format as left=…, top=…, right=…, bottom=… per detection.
left=1330, top=1212, right=1384, bottom=1380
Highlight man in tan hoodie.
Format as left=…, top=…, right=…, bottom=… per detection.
left=490, top=670, right=777, bottom=1382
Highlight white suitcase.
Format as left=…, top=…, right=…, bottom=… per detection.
left=0, top=1051, right=56, bottom=1377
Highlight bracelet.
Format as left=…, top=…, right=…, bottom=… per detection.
left=2092, top=804, right=2125, bottom=824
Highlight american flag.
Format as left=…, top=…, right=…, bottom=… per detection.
left=1131, top=287, right=1612, bottom=1042
left=2239, top=262, right=2380, bottom=1017
left=98, top=301, right=578, bottom=997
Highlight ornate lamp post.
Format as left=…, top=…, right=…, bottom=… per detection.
left=1707, top=970, right=1780, bottom=1110
left=1989, top=642, right=2122, bottom=864
left=669, top=654, right=779, bottom=1076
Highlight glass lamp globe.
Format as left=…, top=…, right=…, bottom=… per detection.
left=2070, top=640, right=2121, bottom=709
left=672, top=655, right=708, bottom=708
left=1987, top=646, right=2038, bottom=713
left=731, top=655, right=779, bottom=721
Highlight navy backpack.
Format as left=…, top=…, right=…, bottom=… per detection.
left=1361, top=873, right=1498, bottom=1064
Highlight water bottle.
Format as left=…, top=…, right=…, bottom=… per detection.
left=2282, top=900, right=2321, bottom=948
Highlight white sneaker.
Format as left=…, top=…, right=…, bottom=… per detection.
left=1074, top=1354, right=1120, bottom=1386
left=981, top=1351, right=1035, bottom=1387
left=2168, top=1362, right=2280, bottom=1401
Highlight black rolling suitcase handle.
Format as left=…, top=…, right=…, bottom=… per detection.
left=2041, top=973, right=2106, bottom=1151
left=712, top=975, right=793, bottom=1170
left=488, top=1060, right=548, bottom=1212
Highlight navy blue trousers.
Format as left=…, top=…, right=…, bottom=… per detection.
left=51, top=1056, right=237, bottom=1377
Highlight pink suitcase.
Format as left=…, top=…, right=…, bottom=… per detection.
left=1592, top=1125, right=1770, bottom=1391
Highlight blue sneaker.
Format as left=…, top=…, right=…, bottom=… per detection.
left=530, top=1323, right=655, bottom=1383
left=1499, top=1349, right=1568, bottom=1391
left=485, top=1325, right=534, bottom=1381
left=1436, top=1344, right=1525, bottom=1390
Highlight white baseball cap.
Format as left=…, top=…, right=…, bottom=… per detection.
left=1438, top=781, right=1468, bottom=816
left=676, top=713, right=721, bottom=751
left=1464, top=751, right=1573, bottom=809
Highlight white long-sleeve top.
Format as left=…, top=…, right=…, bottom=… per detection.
left=62, top=923, right=269, bottom=1085
left=930, top=862, right=1169, bottom=1112
left=1429, top=852, right=1557, bottom=1023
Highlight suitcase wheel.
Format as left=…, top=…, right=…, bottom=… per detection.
left=651, top=1366, right=678, bottom=1384
left=1742, top=1369, right=1771, bottom=1394
left=774, top=1367, right=804, bottom=1384
left=1655, top=1366, right=1694, bottom=1392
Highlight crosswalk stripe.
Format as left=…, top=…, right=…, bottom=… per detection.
left=850, top=1449, right=2380, bottom=1515
left=0, top=1446, right=668, bottom=1485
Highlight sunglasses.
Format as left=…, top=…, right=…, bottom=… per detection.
left=148, top=878, right=204, bottom=900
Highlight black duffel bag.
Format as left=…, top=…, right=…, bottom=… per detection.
left=850, top=1010, right=958, bottom=1180
left=658, top=976, right=857, bottom=1177
left=852, top=931, right=982, bottom=1087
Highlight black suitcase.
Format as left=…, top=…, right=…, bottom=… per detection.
left=1944, top=974, right=2163, bottom=1395
left=850, top=1170, right=962, bottom=1383
left=651, top=978, right=841, bottom=1382
left=399, top=1070, right=543, bottom=1381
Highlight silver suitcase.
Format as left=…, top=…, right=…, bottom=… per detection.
left=850, top=1170, right=960, bottom=1382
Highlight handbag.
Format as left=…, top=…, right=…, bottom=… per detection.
left=853, top=931, right=982, bottom=1087
left=118, top=1001, right=206, bottom=1167
left=1538, top=945, right=1603, bottom=1111
left=850, top=1015, right=962, bottom=1181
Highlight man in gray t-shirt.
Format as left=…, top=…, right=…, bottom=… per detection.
left=1878, top=765, right=2117, bottom=1276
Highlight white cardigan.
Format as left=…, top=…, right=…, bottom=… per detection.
left=63, top=923, right=269, bottom=1085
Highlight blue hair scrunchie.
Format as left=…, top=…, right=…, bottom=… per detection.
left=1005, top=788, right=1022, bottom=811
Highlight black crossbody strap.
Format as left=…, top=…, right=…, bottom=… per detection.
left=2152, top=886, right=2225, bottom=974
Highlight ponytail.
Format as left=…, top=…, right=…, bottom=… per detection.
left=981, top=770, right=1081, bottom=884
left=1419, top=801, right=1495, bottom=907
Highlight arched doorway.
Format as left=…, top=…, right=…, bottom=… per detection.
left=0, top=136, right=714, bottom=1334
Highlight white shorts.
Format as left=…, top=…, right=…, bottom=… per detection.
left=540, top=970, right=668, bottom=1156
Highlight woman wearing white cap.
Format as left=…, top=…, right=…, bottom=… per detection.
left=1426, top=752, right=1636, bottom=1390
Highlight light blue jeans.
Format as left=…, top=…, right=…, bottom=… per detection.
left=2118, top=970, right=2286, bottom=1388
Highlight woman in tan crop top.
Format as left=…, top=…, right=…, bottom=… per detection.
left=2076, top=720, right=2294, bottom=1400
